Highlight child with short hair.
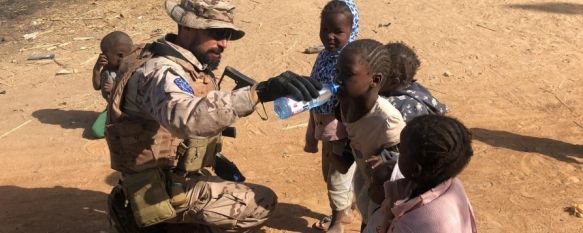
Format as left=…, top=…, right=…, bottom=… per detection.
left=365, top=115, right=477, bottom=233
left=380, top=42, right=448, bottom=122
left=92, top=31, right=133, bottom=100
left=90, top=31, right=133, bottom=138
left=303, top=1, right=360, bottom=232
left=335, top=39, right=406, bottom=230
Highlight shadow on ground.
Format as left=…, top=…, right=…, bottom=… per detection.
left=0, top=185, right=110, bottom=233
left=32, top=108, right=102, bottom=139
left=472, top=128, right=583, bottom=163
left=265, top=202, right=327, bottom=233
left=507, top=2, right=583, bottom=15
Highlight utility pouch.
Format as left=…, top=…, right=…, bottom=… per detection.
left=122, top=168, right=176, bottom=227
left=175, top=135, right=221, bottom=173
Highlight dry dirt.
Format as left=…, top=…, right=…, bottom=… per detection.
left=0, top=0, right=582, bottom=232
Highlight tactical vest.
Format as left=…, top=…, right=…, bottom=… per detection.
left=105, top=43, right=220, bottom=175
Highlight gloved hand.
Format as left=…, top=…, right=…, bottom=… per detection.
left=256, top=71, right=322, bottom=102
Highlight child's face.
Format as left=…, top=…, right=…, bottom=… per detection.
left=104, top=44, right=131, bottom=69
left=397, top=140, right=422, bottom=182
left=336, top=51, right=373, bottom=99
left=319, top=12, right=352, bottom=53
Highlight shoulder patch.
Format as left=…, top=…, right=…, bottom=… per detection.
left=174, top=77, right=195, bottom=95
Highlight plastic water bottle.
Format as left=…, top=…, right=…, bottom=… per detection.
left=273, top=84, right=339, bottom=119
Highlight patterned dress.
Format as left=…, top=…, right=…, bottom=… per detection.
left=384, top=81, right=448, bottom=122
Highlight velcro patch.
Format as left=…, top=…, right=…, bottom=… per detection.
left=174, top=77, right=194, bottom=95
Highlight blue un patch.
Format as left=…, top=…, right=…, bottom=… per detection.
left=174, top=77, right=194, bottom=95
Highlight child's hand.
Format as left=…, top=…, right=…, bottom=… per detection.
left=103, top=81, right=113, bottom=93
left=94, top=54, right=108, bottom=71
left=304, top=144, right=318, bottom=153
left=366, top=155, right=384, bottom=170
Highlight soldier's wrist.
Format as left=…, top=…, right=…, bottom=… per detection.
left=249, top=84, right=260, bottom=104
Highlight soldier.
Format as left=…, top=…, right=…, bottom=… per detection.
left=105, top=0, right=322, bottom=233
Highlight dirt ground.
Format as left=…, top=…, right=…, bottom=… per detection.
left=0, top=0, right=582, bottom=232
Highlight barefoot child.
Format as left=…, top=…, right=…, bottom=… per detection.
left=304, top=1, right=360, bottom=232
left=335, top=39, right=406, bottom=230
left=381, top=42, right=448, bottom=122
left=90, top=31, right=133, bottom=138
left=365, top=115, right=477, bottom=233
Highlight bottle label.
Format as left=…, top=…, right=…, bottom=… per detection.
left=286, top=97, right=310, bottom=115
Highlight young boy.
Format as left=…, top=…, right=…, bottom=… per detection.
left=335, top=39, right=406, bottom=230
left=366, top=41, right=450, bottom=207
left=365, top=115, right=477, bottom=233
left=304, top=1, right=360, bottom=232
left=380, top=42, right=448, bottom=122
left=90, top=31, right=133, bottom=138
left=92, top=31, right=133, bottom=100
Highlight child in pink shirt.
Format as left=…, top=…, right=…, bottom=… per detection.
left=366, top=115, right=477, bottom=233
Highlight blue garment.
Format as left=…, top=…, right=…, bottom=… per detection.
left=310, top=0, right=359, bottom=115
left=385, top=81, right=448, bottom=122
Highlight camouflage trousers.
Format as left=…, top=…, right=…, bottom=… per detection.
left=168, top=174, right=277, bottom=233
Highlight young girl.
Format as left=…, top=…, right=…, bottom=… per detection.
left=335, top=39, right=406, bottom=230
left=365, top=115, right=477, bottom=233
left=304, top=1, right=360, bottom=232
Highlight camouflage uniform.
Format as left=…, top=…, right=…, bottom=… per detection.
left=106, top=1, right=277, bottom=232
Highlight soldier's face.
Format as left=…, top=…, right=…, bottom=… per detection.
left=189, top=28, right=230, bottom=70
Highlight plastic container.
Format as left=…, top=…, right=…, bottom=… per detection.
left=273, top=83, right=339, bottom=119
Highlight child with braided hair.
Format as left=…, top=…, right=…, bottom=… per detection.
left=364, top=115, right=477, bottom=233
left=335, top=39, right=406, bottom=230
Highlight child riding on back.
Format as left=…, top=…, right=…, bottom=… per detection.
left=381, top=42, right=447, bottom=122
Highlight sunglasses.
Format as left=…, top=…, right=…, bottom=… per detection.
left=207, top=28, right=232, bottom=41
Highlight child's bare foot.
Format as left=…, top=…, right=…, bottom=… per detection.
left=312, top=216, right=331, bottom=231
left=329, top=207, right=355, bottom=232
left=327, top=222, right=344, bottom=233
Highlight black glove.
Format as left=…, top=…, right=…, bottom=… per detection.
left=256, top=71, right=323, bottom=102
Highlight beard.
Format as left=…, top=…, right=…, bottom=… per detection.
left=191, top=45, right=223, bottom=71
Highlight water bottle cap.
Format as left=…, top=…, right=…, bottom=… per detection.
left=329, top=83, right=340, bottom=94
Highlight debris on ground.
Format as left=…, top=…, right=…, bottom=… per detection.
left=27, top=53, right=55, bottom=60
left=303, top=44, right=324, bottom=54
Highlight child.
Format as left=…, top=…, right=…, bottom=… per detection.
left=304, top=1, right=360, bottom=232
left=365, top=42, right=451, bottom=205
left=335, top=39, right=406, bottom=230
left=92, top=31, right=133, bottom=100
left=90, top=31, right=133, bottom=138
left=380, top=42, right=448, bottom=122
left=365, top=115, right=477, bottom=233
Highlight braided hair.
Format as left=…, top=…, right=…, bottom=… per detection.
left=342, top=39, right=392, bottom=88
left=384, top=42, right=421, bottom=91
left=400, top=115, right=473, bottom=187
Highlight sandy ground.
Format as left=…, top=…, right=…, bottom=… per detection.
left=0, top=0, right=582, bottom=232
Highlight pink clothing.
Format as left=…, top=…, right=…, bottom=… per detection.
left=304, top=112, right=348, bottom=152
left=366, top=178, right=477, bottom=233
